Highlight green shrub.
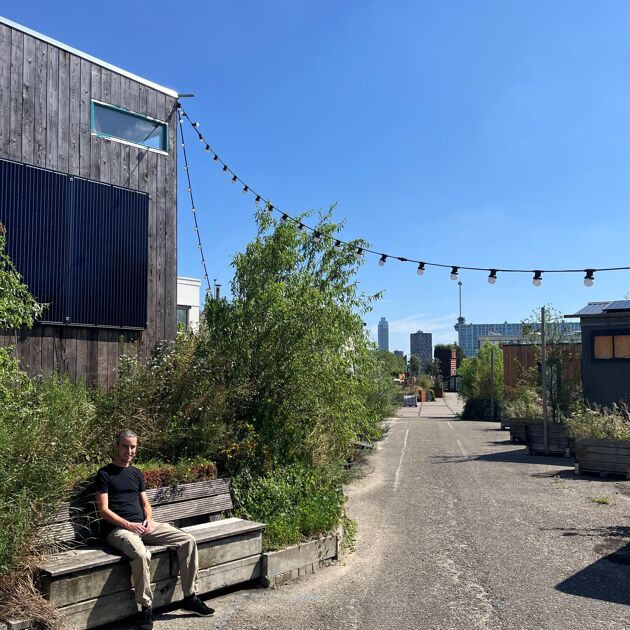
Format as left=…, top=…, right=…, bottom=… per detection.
left=461, top=397, right=492, bottom=420
left=565, top=403, right=630, bottom=441
left=0, top=361, right=96, bottom=576
left=503, top=384, right=542, bottom=419
left=230, top=465, right=345, bottom=550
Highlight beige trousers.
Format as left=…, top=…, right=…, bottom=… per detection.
left=106, top=522, right=199, bottom=608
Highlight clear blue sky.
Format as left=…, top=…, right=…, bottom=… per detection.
left=5, top=1, right=629, bottom=354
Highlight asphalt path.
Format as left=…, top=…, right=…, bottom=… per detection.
left=113, top=395, right=630, bottom=629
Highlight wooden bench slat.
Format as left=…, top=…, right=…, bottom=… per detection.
left=47, top=478, right=232, bottom=524
left=38, top=518, right=265, bottom=577
left=152, top=495, right=233, bottom=522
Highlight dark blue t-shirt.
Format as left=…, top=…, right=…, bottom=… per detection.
left=95, top=464, right=146, bottom=537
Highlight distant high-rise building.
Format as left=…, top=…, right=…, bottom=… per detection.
left=378, top=317, right=389, bottom=351
left=393, top=350, right=405, bottom=359
left=410, top=330, right=433, bottom=371
left=454, top=318, right=581, bottom=357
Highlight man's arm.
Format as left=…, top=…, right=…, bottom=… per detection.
left=95, top=492, right=147, bottom=535
left=139, top=492, right=155, bottom=533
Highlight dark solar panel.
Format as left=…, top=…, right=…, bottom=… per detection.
left=603, top=300, right=630, bottom=312
left=70, top=178, right=148, bottom=328
left=0, top=157, right=148, bottom=329
left=0, top=158, right=68, bottom=324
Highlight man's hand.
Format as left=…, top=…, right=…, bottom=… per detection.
left=127, top=521, right=148, bottom=535
left=142, top=518, right=155, bottom=534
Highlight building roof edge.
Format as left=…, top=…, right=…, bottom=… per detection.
left=0, top=16, right=179, bottom=98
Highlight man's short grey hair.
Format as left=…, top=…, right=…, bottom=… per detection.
left=117, top=429, right=138, bottom=444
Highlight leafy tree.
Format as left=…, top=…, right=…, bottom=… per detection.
left=0, top=225, right=44, bottom=328
left=521, top=304, right=582, bottom=420
left=459, top=342, right=504, bottom=404
left=373, top=349, right=406, bottom=376
left=408, top=354, right=420, bottom=377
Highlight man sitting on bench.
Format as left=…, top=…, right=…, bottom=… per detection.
left=95, top=429, right=214, bottom=630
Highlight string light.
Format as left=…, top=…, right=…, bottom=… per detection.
left=177, top=109, right=211, bottom=292
left=584, top=270, right=595, bottom=287
left=298, top=223, right=305, bottom=231
left=355, top=247, right=364, bottom=260
left=379, top=255, right=387, bottom=266
left=177, top=106, right=630, bottom=288
left=313, top=231, right=322, bottom=243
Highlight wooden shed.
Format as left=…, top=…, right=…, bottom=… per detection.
left=502, top=343, right=581, bottom=389
left=565, top=301, right=630, bottom=407
left=0, top=17, right=178, bottom=389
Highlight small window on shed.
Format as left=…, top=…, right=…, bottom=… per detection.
left=594, top=335, right=613, bottom=359
left=91, top=101, right=167, bottom=152
left=615, top=335, right=630, bottom=359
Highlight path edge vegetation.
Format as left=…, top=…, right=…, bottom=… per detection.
left=0, top=210, right=397, bottom=626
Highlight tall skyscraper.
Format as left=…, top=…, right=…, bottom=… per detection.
left=410, top=330, right=433, bottom=371
left=378, top=317, right=389, bottom=351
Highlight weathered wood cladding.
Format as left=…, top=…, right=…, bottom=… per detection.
left=579, top=317, right=630, bottom=406
left=0, top=22, right=177, bottom=388
left=502, top=343, right=581, bottom=389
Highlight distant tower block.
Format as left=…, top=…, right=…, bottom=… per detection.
left=378, top=317, right=389, bottom=351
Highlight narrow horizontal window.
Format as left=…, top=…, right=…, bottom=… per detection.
left=91, top=101, right=167, bottom=151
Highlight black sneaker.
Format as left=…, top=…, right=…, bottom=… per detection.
left=137, top=606, right=153, bottom=630
left=182, top=594, right=215, bottom=616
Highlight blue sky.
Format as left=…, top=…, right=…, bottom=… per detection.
left=5, top=1, right=629, bottom=353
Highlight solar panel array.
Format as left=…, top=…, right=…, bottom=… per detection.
left=0, top=158, right=148, bottom=329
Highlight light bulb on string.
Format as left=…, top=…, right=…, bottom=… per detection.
left=213, top=154, right=219, bottom=161
left=280, top=214, right=288, bottom=223
left=334, top=240, right=342, bottom=251
left=313, top=231, right=322, bottom=243
left=242, top=185, right=249, bottom=194
left=378, top=255, right=387, bottom=267
left=193, top=122, right=200, bottom=128
left=222, top=165, right=228, bottom=173
left=298, top=223, right=305, bottom=231
left=450, top=266, right=459, bottom=281
left=255, top=195, right=261, bottom=207
left=231, top=175, right=238, bottom=184
left=417, top=262, right=425, bottom=276
left=266, top=203, right=274, bottom=213
left=488, top=269, right=497, bottom=285
left=355, top=247, right=364, bottom=260
left=584, top=270, right=595, bottom=287
left=533, top=271, right=543, bottom=287
left=205, top=145, right=210, bottom=152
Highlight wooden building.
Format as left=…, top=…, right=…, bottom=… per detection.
left=565, top=301, right=630, bottom=407
left=502, top=343, right=581, bottom=389
left=0, top=16, right=178, bottom=389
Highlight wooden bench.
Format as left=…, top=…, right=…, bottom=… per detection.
left=35, top=478, right=265, bottom=629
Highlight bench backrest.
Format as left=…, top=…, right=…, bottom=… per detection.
left=41, top=478, right=233, bottom=545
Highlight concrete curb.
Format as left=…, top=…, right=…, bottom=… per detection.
left=261, top=535, right=338, bottom=588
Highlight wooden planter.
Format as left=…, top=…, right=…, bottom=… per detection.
left=574, top=438, right=630, bottom=478
left=509, top=421, right=528, bottom=444
left=525, top=423, right=571, bottom=457
left=501, top=415, right=517, bottom=430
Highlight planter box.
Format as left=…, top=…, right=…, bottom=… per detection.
left=261, top=535, right=337, bottom=588
left=509, top=421, right=528, bottom=444
left=501, top=415, right=517, bottom=430
left=525, top=423, right=571, bottom=457
left=575, top=438, right=630, bottom=478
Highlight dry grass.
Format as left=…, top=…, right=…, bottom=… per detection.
left=0, top=560, right=65, bottom=629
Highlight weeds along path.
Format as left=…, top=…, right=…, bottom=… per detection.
left=117, top=400, right=630, bottom=630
